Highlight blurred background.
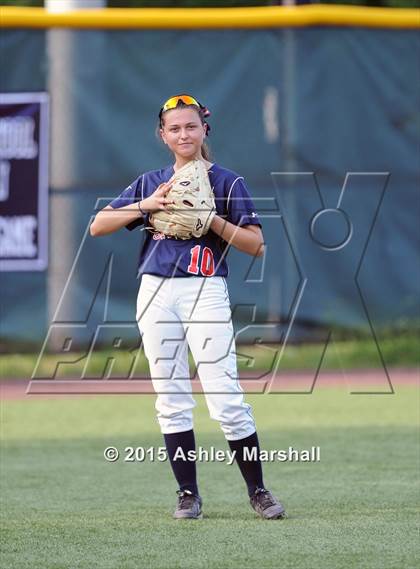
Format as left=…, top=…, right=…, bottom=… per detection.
left=0, top=0, right=419, bottom=377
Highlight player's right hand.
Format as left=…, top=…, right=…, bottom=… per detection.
left=139, top=182, right=174, bottom=213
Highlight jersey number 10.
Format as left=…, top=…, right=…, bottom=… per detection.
left=187, top=245, right=215, bottom=276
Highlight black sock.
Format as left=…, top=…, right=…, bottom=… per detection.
left=228, top=431, right=265, bottom=497
left=163, top=429, right=199, bottom=496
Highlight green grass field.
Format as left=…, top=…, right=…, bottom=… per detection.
left=1, top=331, right=419, bottom=379
left=1, top=387, right=419, bottom=569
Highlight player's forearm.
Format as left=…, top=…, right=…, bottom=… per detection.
left=90, top=203, right=143, bottom=237
left=210, top=215, right=265, bottom=257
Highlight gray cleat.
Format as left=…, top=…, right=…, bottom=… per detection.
left=173, top=489, right=203, bottom=519
left=250, top=488, right=287, bottom=520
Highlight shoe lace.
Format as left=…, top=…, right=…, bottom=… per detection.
left=176, top=490, right=196, bottom=509
left=254, top=488, right=275, bottom=509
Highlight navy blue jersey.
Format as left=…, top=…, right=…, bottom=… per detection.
left=108, top=163, right=261, bottom=279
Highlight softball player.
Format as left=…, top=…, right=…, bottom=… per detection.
left=90, top=94, right=286, bottom=520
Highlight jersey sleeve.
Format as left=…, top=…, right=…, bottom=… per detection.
left=227, top=177, right=261, bottom=227
left=108, top=176, right=143, bottom=231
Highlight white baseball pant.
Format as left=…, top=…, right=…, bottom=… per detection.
left=136, top=274, right=256, bottom=441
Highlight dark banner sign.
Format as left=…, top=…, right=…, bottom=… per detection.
left=0, top=93, right=49, bottom=271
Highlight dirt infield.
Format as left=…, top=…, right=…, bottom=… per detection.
left=1, top=368, right=418, bottom=399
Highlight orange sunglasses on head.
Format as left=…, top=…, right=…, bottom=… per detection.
left=159, top=94, right=211, bottom=118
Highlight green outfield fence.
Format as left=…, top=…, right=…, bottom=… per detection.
left=0, top=5, right=419, bottom=351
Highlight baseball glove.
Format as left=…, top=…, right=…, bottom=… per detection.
left=149, top=160, right=216, bottom=240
